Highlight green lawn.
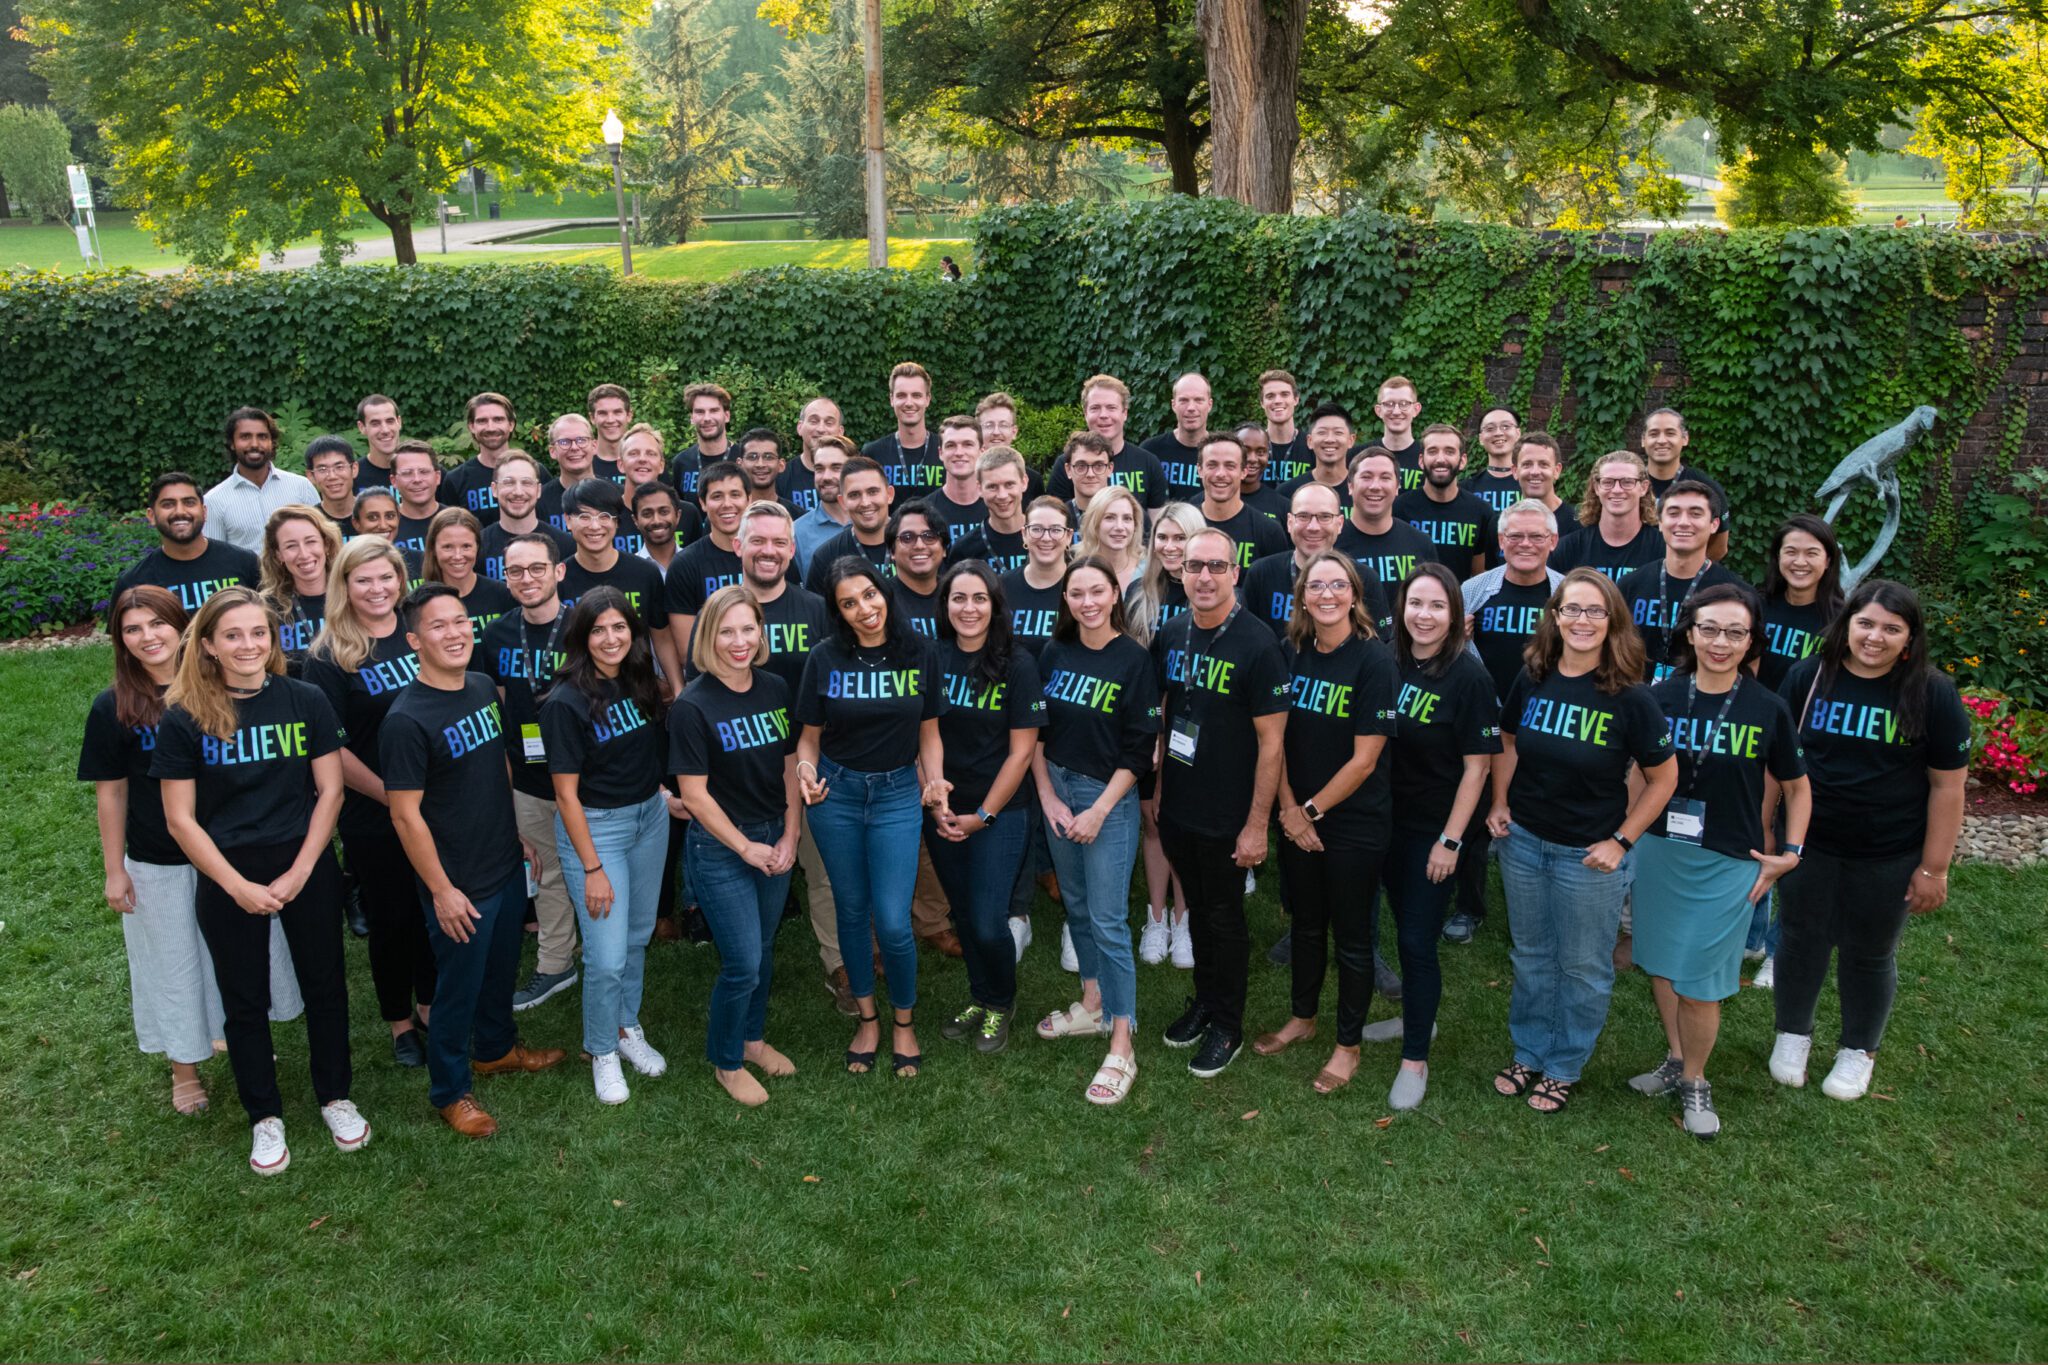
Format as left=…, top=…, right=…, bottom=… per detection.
left=1, top=643, right=2044, bottom=1361
left=422, top=237, right=971, bottom=281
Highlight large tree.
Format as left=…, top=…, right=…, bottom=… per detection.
left=635, top=0, right=755, bottom=244
left=25, top=0, right=640, bottom=265
left=1196, top=0, right=1305, bottom=210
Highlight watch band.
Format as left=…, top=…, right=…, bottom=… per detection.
left=1612, top=833, right=1634, bottom=852
left=1438, top=834, right=1463, bottom=853
left=1302, top=800, right=1323, bottom=823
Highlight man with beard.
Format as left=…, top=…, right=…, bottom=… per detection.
left=1393, top=424, right=1494, bottom=581
left=668, top=383, right=735, bottom=504
left=114, top=471, right=261, bottom=615
left=437, top=392, right=515, bottom=527
left=203, top=407, right=320, bottom=552
left=792, top=434, right=854, bottom=576
left=478, top=453, right=574, bottom=582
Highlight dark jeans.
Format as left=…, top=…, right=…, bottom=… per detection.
left=419, top=873, right=526, bottom=1108
left=193, top=842, right=351, bottom=1123
left=1454, top=821, right=1491, bottom=920
left=1774, top=846, right=1919, bottom=1053
left=344, top=829, right=436, bottom=1022
left=1379, top=832, right=1452, bottom=1062
left=1160, top=817, right=1251, bottom=1039
left=656, top=802, right=689, bottom=920
left=685, top=820, right=794, bottom=1069
left=1277, top=836, right=1383, bottom=1046
left=925, top=809, right=1030, bottom=1011
left=1007, top=797, right=1052, bottom=919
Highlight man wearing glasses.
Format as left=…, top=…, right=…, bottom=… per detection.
left=479, top=452, right=573, bottom=582
left=1062, top=433, right=1116, bottom=524
left=1464, top=408, right=1525, bottom=513
left=1240, top=482, right=1378, bottom=641
left=734, top=428, right=800, bottom=515
left=538, top=414, right=604, bottom=531
left=1372, top=376, right=1426, bottom=492
left=1550, top=451, right=1665, bottom=582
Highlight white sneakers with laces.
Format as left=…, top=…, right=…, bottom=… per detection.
left=320, top=1099, right=371, bottom=1151
left=248, top=1117, right=290, bottom=1176
left=616, top=1026, right=667, bottom=1077
left=1169, top=914, right=1195, bottom=969
left=1010, top=915, right=1033, bottom=963
left=1059, top=923, right=1079, bottom=973
left=592, top=1051, right=630, bottom=1104
left=1769, top=1031, right=1812, bottom=1088
left=1138, top=914, right=1170, bottom=965
left=1821, top=1048, right=1876, bottom=1101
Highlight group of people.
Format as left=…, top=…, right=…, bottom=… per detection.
left=81, top=367, right=1969, bottom=1176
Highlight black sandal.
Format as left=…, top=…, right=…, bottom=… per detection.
left=1527, top=1076, right=1572, bottom=1114
left=1494, top=1061, right=1538, bottom=1097
left=891, top=1009, right=921, bottom=1078
left=845, top=1012, right=880, bottom=1074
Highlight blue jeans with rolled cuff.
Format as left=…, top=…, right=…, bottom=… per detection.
left=1041, top=762, right=1142, bottom=1028
left=1498, top=823, right=1627, bottom=1084
left=556, top=791, right=669, bottom=1058
left=685, top=819, right=795, bottom=1069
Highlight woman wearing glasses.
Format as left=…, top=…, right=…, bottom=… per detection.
left=1627, top=585, right=1810, bottom=1138
left=1486, top=568, right=1677, bottom=1115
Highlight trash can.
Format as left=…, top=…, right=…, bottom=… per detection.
left=488, top=202, right=501, bottom=220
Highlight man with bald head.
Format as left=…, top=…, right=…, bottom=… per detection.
left=1238, top=481, right=1379, bottom=639
left=778, top=395, right=845, bottom=516
left=1143, top=372, right=1215, bottom=502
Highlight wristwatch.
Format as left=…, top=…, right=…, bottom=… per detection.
left=1437, top=834, right=1463, bottom=853
left=977, top=806, right=996, bottom=825
left=1781, top=841, right=1804, bottom=859
left=1302, top=800, right=1325, bottom=824
left=1611, top=832, right=1634, bottom=852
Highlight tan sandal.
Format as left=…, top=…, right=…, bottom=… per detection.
left=1253, top=1021, right=1317, bottom=1056
left=1036, top=1001, right=1107, bottom=1039
left=1312, top=1045, right=1360, bottom=1094
left=1085, top=1052, right=1137, bottom=1106
left=171, top=1076, right=209, bottom=1115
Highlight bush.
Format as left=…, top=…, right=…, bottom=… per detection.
left=0, top=504, right=157, bottom=638
left=1960, top=689, right=2048, bottom=797
left=1931, top=592, right=2048, bottom=712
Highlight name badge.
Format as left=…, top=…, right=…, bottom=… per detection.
left=521, top=723, right=546, bottom=763
left=1664, top=797, right=1706, bottom=846
left=1167, top=714, right=1200, bottom=766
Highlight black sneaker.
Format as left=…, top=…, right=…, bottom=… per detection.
left=940, top=1005, right=986, bottom=1042
left=1265, top=928, right=1293, bottom=966
left=345, top=878, right=370, bottom=938
left=1441, top=911, right=1479, bottom=944
left=1188, top=1027, right=1242, bottom=1078
left=1163, top=996, right=1211, bottom=1049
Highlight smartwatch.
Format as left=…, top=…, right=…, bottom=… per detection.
left=1611, top=832, right=1634, bottom=852
left=1437, top=834, right=1463, bottom=853
left=977, top=806, right=997, bottom=826
left=1302, top=800, right=1324, bottom=824
left=1781, top=841, right=1804, bottom=859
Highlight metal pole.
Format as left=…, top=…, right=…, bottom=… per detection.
left=610, top=148, right=635, bottom=276
left=862, top=0, right=887, bottom=267
left=438, top=194, right=448, bottom=254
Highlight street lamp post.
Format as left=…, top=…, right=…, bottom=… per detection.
left=602, top=109, right=634, bottom=277
left=465, top=137, right=480, bottom=221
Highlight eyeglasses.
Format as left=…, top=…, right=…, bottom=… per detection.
left=1499, top=532, right=1552, bottom=545
left=1184, top=558, right=1234, bottom=578
left=1595, top=477, right=1644, bottom=490
left=1479, top=422, right=1518, bottom=434
left=896, top=530, right=943, bottom=546
left=1068, top=461, right=1110, bottom=476
left=570, top=510, right=617, bottom=525
left=1554, top=604, right=1609, bottom=621
left=503, top=564, right=556, bottom=580
left=739, top=451, right=784, bottom=464
left=1290, top=511, right=1342, bottom=524
left=1691, top=624, right=1752, bottom=643
left=1025, top=525, right=1069, bottom=539
left=1376, top=399, right=1419, bottom=410
left=552, top=436, right=592, bottom=449
left=1303, top=580, right=1351, bottom=598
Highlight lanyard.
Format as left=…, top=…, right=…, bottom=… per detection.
left=523, top=609, right=566, bottom=682
left=1677, top=674, right=1741, bottom=800
left=1656, top=560, right=1712, bottom=658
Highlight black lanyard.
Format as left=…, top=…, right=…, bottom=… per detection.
left=1677, top=674, right=1741, bottom=800
left=1657, top=560, right=1712, bottom=659
left=523, top=609, right=566, bottom=683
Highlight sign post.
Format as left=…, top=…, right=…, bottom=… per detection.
left=65, top=165, right=102, bottom=267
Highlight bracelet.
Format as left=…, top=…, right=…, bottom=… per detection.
left=584, top=863, right=602, bottom=875
left=1917, top=867, right=1947, bottom=880
left=796, top=760, right=818, bottom=779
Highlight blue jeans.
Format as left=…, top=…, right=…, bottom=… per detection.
left=557, top=791, right=668, bottom=1057
left=1377, top=833, right=1450, bottom=1062
left=1498, top=823, right=1626, bottom=1083
left=685, top=819, right=794, bottom=1069
left=420, top=873, right=526, bottom=1108
left=1042, top=762, right=1141, bottom=1027
left=1746, top=810, right=1784, bottom=956
left=807, top=759, right=922, bottom=1008
left=924, top=809, right=1030, bottom=1011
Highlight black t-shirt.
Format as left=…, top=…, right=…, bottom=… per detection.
left=892, top=577, right=942, bottom=640
left=1266, top=434, right=1313, bottom=486
left=78, top=687, right=186, bottom=866
left=278, top=592, right=326, bottom=662
left=1394, top=488, right=1496, bottom=579
left=437, top=456, right=502, bottom=527
left=1045, top=441, right=1169, bottom=509
left=1238, top=552, right=1390, bottom=646
left=304, top=627, right=423, bottom=838
left=1500, top=667, right=1673, bottom=848
left=863, top=433, right=946, bottom=495
left=937, top=643, right=1047, bottom=813
left=1153, top=609, right=1293, bottom=836
left=1039, top=633, right=1160, bottom=781
left=1617, top=560, right=1751, bottom=682
left=1463, top=468, right=1522, bottom=514
left=1648, top=673, right=1807, bottom=860
left=1243, top=485, right=1290, bottom=522
left=668, top=446, right=711, bottom=503
left=1278, top=471, right=1352, bottom=514
left=1649, top=464, right=1731, bottom=537
left=1335, top=519, right=1440, bottom=600
left=1779, top=657, right=1972, bottom=859
left=664, top=536, right=746, bottom=617
left=1141, top=431, right=1208, bottom=503
left=355, top=458, right=398, bottom=494
left=478, top=521, right=575, bottom=583
left=929, top=492, right=987, bottom=548
left=668, top=671, right=795, bottom=827
left=379, top=672, right=521, bottom=898
left=453, top=577, right=517, bottom=639
left=1281, top=634, right=1399, bottom=849
left=150, top=677, right=345, bottom=851
left=1002, top=571, right=1064, bottom=660
left=803, top=528, right=893, bottom=595
left=794, top=634, right=945, bottom=773
left=541, top=675, right=666, bottom=810
left=777, top=459, right=818, bottom=513
left=1390, top=652, right=1502, bottom=836
left=1206, top=504, right=1290, bottom=568
left=478, top=607, right=570, bottom=801
left=1760, top=594, right=1834, bottom=691
left=111, top=541, right=260, bottom=618
left=737, top=585, right=832, bottom=697
left=1550, top=523, right=1665, bottom=583
left=393, top=508, right=437, bottom=559
left=560, top=553, right=670, bottom=632
left=948, top=525, right=1029, bottom=576
left=1471, top=576, right=1553, bottom=700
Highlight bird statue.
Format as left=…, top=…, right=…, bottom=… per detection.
left=1816, top=405, right=1939, bottom=592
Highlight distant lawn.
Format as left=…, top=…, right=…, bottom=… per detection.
left=422, top=236, right=972, bottom=281
left=2, top=641, right=2045, bottom=1361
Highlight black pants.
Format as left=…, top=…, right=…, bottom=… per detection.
left=1278, top=837, right=1382, bottom=1046
left=1774, top=846, right=1919, bottom=1053
left=657, top=810, right=687, bottom=920
left=1160, top=817, right=1250, bottom=1039
left=1379, top=832, right=1452, bottom=1062
left=344, top=829, right=436, bottom=1022
left=1454, top=821, right=1491, bottom=920
left=193, top=842, right=351, bottom=1123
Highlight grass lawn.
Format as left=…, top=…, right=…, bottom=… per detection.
left=421, top=237, right=971, bottom=281
left=1, top=642, right=2044, bottom=1361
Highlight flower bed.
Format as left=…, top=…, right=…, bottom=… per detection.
left=1962, top=689, right=2048, bottom=798
left=0, top=503, right=157, bottom=639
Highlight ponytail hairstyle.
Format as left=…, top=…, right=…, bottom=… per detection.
left=109, top=585, right=189, bottom=729
left=166, top=586, right=285, bottom=740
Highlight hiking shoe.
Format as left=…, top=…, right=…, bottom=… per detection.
left=616, top=1026, right=667, bottom=1078
left=1441, top=912, right=1479, bottom=944
left=1188, top=1027, right=1242, bottom=1079
left=1169, top=914, right=1194, bottom=968
left=249, top=1117, right=290, bottom=1176
left=512, top=968, right=578, bottom=1012
left=1769, top=1032, right=1812, bottom=1088
left=320, top=1099, right=371, bottom=1151
left=1678, top=1078, right=1720, bottom=1140
left=942, top=1005, right=987, bottom=1042
left=1163, top=996, right=1211, bottom=1049
left=1821, top=1048, right=1875, bottom=1101
left=1751, top=956, right=1775, bottom=990
left=1138, top=914, right=1170, bottom=965
left=1629, top=1055, right=1685, bottom=1096
left=975, top=1008, right=1011, bottom=1055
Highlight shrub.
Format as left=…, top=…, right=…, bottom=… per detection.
left=0, top=504, right=158, bottom=638
left=1960, top=689, right=2048, bottom=797
left=1929, top=591, right=2048, bottom=712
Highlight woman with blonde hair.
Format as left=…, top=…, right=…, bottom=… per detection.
left=420, top=507, right=516, bottom=637
left=259, top=505, right=342, bottom=662
left=1078, top=486, right=1146, bottom=593
left=151, top=586, right=361, bottom=1174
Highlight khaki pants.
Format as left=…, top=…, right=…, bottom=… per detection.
left=514, top=789, right=577, bottom=975
left=797, top=817, right=840, bottom=972
left=912, top=835, right=949, bottom=939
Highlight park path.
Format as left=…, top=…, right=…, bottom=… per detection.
left=250, top=217, right=589, bottom=270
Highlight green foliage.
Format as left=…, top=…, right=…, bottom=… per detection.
left=634, top=0, right=757, bottom=246
left=0, top=104, right=73, bottom=222
left=1909, top=19, right=2048, bottom=229
left=632, top=357, right=821, bottom=442
left=750, top=0, right=873, bottom=239
left=0, top=504, right=155, bottom=636
left=1714, top=146, right=1859, bottom=228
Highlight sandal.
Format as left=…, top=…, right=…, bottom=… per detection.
left=1085, top=1051, right=1138, bottom=1105
left=1494, top=1061, right=1538, bottom=1097
left=845, top=1012, right=880, bottom=1074
left=171, top=1076, right=209, bottom=1115
left=1312, top=1044, right=1360, bottom=1094
left=1036, top=1001, right=1107, bottom=1040
left=1253, top=1021, right=1317, bottom=1057
left=890, top=1009, right=921, bottom=1078
left=1527, top=1076, right=1572, bottom=1114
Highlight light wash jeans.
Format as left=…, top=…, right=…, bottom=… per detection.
left=557, top=791, right=669, bottom=1057
left=1042, top=762, right=1142, bottom=1027
left=1498, top=823, right=1627, bottom=1084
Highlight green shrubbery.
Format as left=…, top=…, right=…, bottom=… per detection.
left=0, top=503, right=159, bottom=638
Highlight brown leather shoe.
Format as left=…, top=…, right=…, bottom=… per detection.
left=920, top=928, right=965, bottom=959
left=439, top=1094, right=498, bottom=1138
left=653, top=915, right=683, bottom=942
left=1037, top=870, right=1063, bottom=904
left=824, top=966, right=857, bottom=1017
left=473, top=1043, right=567, bottom=1075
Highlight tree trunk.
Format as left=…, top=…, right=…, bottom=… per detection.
left=1157, top=84, right=1203, bottom=196
left=1197, top=0, right=1305, bottom=212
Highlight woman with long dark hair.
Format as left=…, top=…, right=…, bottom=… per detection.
left=543, top=586, right=672, bottom=1105
left=795, top=557, right=949, bottom=1078
left=152, top=587, right=360, bottom=1174
left=928, top=561, right=1044, bottom=1054
left=1486, top=568, right=1677, bottom=1115
left=1769, top=578, right=1969, bottom=1103
left=1627, top=584, right=1810, bottom=1138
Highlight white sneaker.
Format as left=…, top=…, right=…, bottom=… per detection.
left=1821, top=1048, right=1875, bottom=1101
left=1138, top=914, right=1170, bottom=965
left=1010, top=915, right=1033, bottom=964
left=1751, top=956, right=1775, bottom=989
left=1169, top=913, right=1195, bottom=969
left=616, top=1026, right=668, bottom=1078
left=319, top=1099, right=371, bottom=1152
left=592, top=1051, right=630, bottom=1104
left=1743, top=946, right=1767, bottom=963
left=1769, top=1031, right=1812, bottom=1088
left=1059, top=923, right=1079, bottom=973
left=248, top=1117, right=290, bottom=1176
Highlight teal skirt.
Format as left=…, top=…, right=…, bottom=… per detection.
left=1630, top=835, right=1756, bottom=1001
